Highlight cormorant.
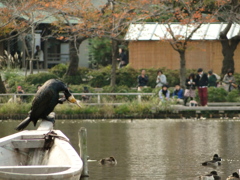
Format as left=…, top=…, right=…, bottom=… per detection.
left=16, top=79, right=81, bottom=131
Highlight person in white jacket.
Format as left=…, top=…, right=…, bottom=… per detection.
left=35, top=45, right=44, bottom=69
left=156, top=70, right=167, bottom=87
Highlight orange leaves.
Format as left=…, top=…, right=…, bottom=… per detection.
left=45, top=3, right=50, bottom=7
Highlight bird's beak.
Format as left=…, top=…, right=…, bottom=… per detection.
left=67, top=95, right=82, bottom=108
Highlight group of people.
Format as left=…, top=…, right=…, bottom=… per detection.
left=137, top=68, right=238, bottom=107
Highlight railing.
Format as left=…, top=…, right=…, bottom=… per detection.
left=0, top=93, right=155, bottom=104
left=46, top=53, right=69, bottom=67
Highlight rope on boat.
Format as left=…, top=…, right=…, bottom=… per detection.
left=44, top=131, right=69, bottom=142
left=43, top=131, right=69, bottom=150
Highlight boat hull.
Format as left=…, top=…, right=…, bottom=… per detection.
left=0, top=126, right=83, bottom=180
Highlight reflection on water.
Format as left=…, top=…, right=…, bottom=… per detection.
left=1, top=119, right=240, bottom=179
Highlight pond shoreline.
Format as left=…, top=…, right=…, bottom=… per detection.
left=1, top=111, right=239, bottom=120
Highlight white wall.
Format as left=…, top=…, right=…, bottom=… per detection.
left=78, top=0, right=107, bottom=67
left=79, top=40, right=90, bottom=67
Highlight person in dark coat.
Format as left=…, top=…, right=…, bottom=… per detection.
left=137, top=69, right=148, bottom=91
left=196, top=68, right=208, bottom=106
left=117, top=48, right=128, bottom=68
left=208, top=71, right=217, bottom=87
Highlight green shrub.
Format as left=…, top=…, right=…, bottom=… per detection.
left=62, top=67, right=92, bottom=85
left=89, top=37, right=112, bottom=66
left=234, top=73, right=240, bottom=84
left=48, top=63, right=67, bottom=77
left=7, top=76, right=26, bottom=93
left=63, top=74, right=81, bottom=85
left=87, top=66, right=111, bottom=87
left=114, top=104, right=130, bottom=115
left=68, top=85, right=93, bottom=93
left=208, top=87, right=227, bottom=102
left=128, top=101, right=152, bottom=115
left=102, top=85, right=130, bottom=93
left=226, top=89, right=240, bottom=102
left=25, top=72, right=58, bottom=85
left=0, top=103, right=31, bottom=114
left=116, top=66, right=138, bottom=87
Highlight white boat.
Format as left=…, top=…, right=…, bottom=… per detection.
left=0, top=115, right=83, bottom=180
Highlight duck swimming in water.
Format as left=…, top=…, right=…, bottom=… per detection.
left=227, top=172, right=240, bottom=180
left=202, top=154, right=221, bottom=167
left=212, top=154, right=222, bottom=161
left=99, top=156, right=117, bottom=165
left=15, top=79, right=81, bottom=131
left=199, top=171, right=221, bottom=180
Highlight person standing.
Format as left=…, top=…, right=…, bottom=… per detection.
left=208, top=70, right=217, bottom=87
left=137, top=69, right=148, bottom=91
left=117, top=48, right=128, bottom=68
left=156, top=70, right=167, bottom=87
left=222, top=69, right=236, bottom=92
left=34, top=45, right=44, bottom=69
left=184, top=73, right=196, bottom=106
left=196, top=68, right=208, bottom=106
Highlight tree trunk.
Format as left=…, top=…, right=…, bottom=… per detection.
left=178, top=50, right=186, bottom=88
left=221, top=44, right=235, bottom=74
left=0, top=76, right=6, bottom=93
left=66, top=41, right=81, bottom=76
left=220, top=38, right=239, bottom=74
left=110, top=39, right=119, bottom=87
left=220, top=22, right=240, bottom=75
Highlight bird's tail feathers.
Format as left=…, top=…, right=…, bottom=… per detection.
left=15, top=117, right=31, bottom=131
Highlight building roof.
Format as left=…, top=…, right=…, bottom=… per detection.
left=125, top=22, right=240, bottom=41
left=21, top=11, right=80, bottom=24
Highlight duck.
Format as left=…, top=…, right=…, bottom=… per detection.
left=99, top=156, right=117, bottom=165
left=202, top=154, right=221, bottom=167
left=212, top=154, right=222, bottom=161
left=227, top=172, right=240, bottom=180
left=199, top=171, right=221, bottom=180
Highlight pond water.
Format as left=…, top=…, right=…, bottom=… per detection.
left=1, top=119, right=240, bottom=180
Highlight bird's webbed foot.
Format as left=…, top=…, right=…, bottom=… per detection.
left=58, top=98, right=66, bottom=104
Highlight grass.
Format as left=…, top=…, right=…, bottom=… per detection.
left=0, top=103, right=31, bottom=114
left=0, top=98, right=176, bottom=117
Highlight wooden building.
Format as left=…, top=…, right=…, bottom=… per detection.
left=125, top=23, right=240, bottom=74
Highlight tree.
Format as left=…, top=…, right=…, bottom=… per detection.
left=45, top=0, right=98, bottom=79
left=98, top=0, right=166, bottom=87
left=89, top=37, right=112, bottom=67
left=219, top=0, right=240, bottom=74
left=48, top=0, right=160, bottom=86
left=146, top=0, right=225, bottom=87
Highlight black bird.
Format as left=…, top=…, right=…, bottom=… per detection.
left=212, top=154, right=222, bottom=161
left=16, top=79, right=81, bottom=131
left=199, top=171, right=221, bottom=180
left=99, top=157, right=117, bottom=165
left=227, top=172, right=240, bottom=179
left=202, top=154, right=222, bottom=167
